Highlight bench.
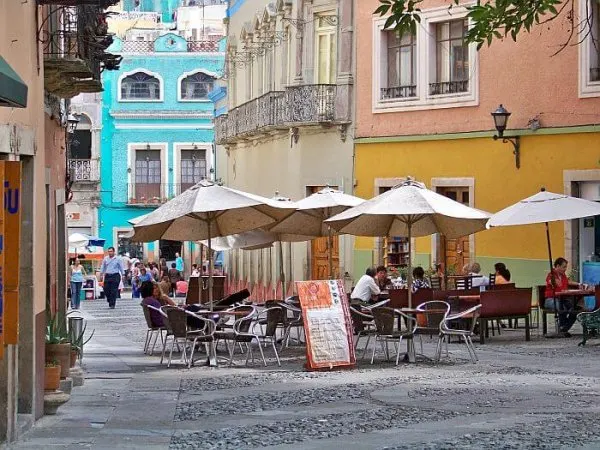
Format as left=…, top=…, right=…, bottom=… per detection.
left=479, top=288, right=533, bottom=344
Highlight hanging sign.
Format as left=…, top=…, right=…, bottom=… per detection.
left=296, top=279, right=356, bottom=371
left=4, top=161, right=21, bottom=344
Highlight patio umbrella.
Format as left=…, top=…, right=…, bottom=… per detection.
left=132, top=180, right=297, bottom=307
left=68, top=233, right=89, bottom=249
left=487, top=187, right=600, bottom=286
left=268, top=187, right=364, bottom=278
left=128, top=213, right=149, bottom=226
left=326, top=179, right=491, bottom=307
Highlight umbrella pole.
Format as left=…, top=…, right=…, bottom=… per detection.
left=208, top=220, right=214, bottom=311
left=327, top=226, right=334, bottom=279
left=546, top=221, right=558, bottom=333
left=279, top=241, right=285, bottom=298
left=407, top=222, right=413, bottom=309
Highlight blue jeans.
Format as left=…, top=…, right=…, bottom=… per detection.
left=70, top=281, right=83, bottom=309
left=545, top=297, right=578, bottom=332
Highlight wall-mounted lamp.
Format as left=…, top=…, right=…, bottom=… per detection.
left=146, top=143, right=151, bottom=151
left=491, top=104, right=521, bottom=169
left=67, top=113, right=80, bottom=134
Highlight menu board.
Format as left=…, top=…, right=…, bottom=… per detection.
left=296, top=279, right=356, bottom=370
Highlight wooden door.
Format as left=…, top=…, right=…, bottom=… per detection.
left=436, top=187, right=470, bottom=274
left=310, top=185, right=340, bottom=279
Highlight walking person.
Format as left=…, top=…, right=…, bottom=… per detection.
left=168, top=263, right=181, bottom=296
left=69, top=258, right=86, bottom=310
left=159, top=258, right=168, bottom=279
left=175, top=252, right=184, bottom=274
left=100, top=246, right=124, bottom=309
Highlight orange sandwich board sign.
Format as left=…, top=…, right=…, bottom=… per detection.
left=296, top=280, right=356, bottom=371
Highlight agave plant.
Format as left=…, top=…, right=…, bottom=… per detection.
left=45, top=311, right=70, bottom=345
left=70, top=322, right=95, bottom=354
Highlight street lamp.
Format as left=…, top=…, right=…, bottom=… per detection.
left=491, top=104, right=521, bottom=169
left=67, top=113, right=80, bottom=134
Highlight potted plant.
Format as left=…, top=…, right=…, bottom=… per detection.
left=45, top=312, right=71, bottom=378
left=44, top=360, right=61, bottom=391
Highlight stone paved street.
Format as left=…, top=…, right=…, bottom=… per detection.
left=8, top=294, right=600, bottom=450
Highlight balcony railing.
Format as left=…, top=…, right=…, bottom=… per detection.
left=127, top=183, right=206, bottom=205
left=38, top=0, right=120, bottom=6
left=429, top=80, right=469, bottom=96
left=215, top=85, right=339, bottom=145
left=42, top=4, right=121, bottom=97
left=591, top=68, right=600, bottom=82
left=381, top=85, right=417, bottom=100
left=119, top=40, right=221, bottom=53
left=68, top=159, right=99, bottom=182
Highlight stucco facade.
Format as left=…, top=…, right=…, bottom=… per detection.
left=353, top=0, right=600, bottom=287
left=215, top=0, right=355, bottom=297
left=100, top=7, right=225, bottom=269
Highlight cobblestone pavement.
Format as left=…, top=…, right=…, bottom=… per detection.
left=7, top=294, right=600, bottom=450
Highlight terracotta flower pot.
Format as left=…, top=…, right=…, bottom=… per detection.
left=44, top=365, right=61, bottom=391
left=45, top=343, right=71, bottom=378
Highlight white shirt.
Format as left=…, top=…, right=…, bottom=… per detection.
left=470, top=272, right=490, bottom=289
left=351, top=275, right=381, bottom=301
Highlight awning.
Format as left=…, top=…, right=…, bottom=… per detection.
left=0, top=56, right=27, bottom=108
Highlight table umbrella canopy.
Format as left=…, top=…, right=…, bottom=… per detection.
left=325, top=180, right=490, bottom=239
left=68, top=233, right=89, bottom=249
left=487, top=189, right=600, bottom=228
left=128, top=213, right=149, bottom=226
left=132, top=180, right=297, bottom=242
left=326, top=179, right=491, bottom=309
left=200, top=229, right=312, bottom=251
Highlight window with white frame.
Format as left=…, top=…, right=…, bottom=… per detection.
left=180, top=72, right=215, bottom=100
left=373, top=7, right=477, bottom=112
left=315, top=14, right=337, bottom=84
left=120, top=72, right=161, bottom=100
left=430, top=19, right=469, bottom=95
left=580, top=0, right=600, bottom=96
left=381, top=30, right=417, bottom=99
left=180, top=149, right=207, bottom=192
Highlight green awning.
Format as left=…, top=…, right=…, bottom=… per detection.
left=0, top=56, right=27, bottom=108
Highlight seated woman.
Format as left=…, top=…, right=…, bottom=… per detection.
left=175, top=279, right=189, bottom=298
left=158, top=275, right=172, bottom=299
left=411, top=266, right=430, bottom=293
left=140, top=281, right=164, bottom=327
left=544, top=257, right=580, bottom=336
left=494, top=262, right=511, bottom=284
left=152, top=282, right=176, bottom=307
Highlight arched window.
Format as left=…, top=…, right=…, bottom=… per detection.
left=180, top=72, right=215, bottom=100
left=120, top=72, right=161, bottom=100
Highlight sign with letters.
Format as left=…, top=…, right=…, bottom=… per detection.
left=296, top=280, right=355, bottom=370
left=4, top=161, right=20, bottom=344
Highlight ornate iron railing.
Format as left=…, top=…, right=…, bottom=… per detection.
left=68, top=159, right=99, bottom=182
left=283, top=84, right=335, bottom=123
left=37, top=0, right=119, bottom=6
left=381, top=85, right=417, bottom=100
left=215, top=85, right=338, bottom=144
left=591, top=68, right=600, bottom=82
left=429, top=80, right=469, bottom=96
left=127, top=183, right=206, bottom=204
left=121, top=40, right=154, bottom=53
left=118, top=40, right=222, bottom=53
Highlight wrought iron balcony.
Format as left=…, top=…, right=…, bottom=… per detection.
left=119, top=40, right=221, bottom=53
left=68, top=159, right=99, bottom=183
left=283, top=84, right=335, bottom=124
left=591, top=68, right=600, bottom=82
left=215, top=85, right=339, bottom=145
left=127, top=183, right=207, bottom=205
left=37, top=0, right=120, bottom=5
left=429, top=80, right=469, bottom=96
left=381, top=85, right=417, bottom=100
left=41, top=4, right=121, bottom=98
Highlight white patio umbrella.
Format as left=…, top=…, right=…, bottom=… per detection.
left=487, top=188, right=600, bottom=284
left=132, top=180, right=297, bottom=307
left=326, top=179, right=491, bottom=308
left=128, top=213, right=149, bottom=226
left=269, top=187, right=364, bottom=278
left=68, top=233, right=89, bottom=249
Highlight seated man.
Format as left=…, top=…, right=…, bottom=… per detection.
left=175, top=279, right=189, bottom=298
left=350, top=267, right=380, bottom=304
left=544, top=257, right=581, bottom=337
left=375, top=265, right=392, bottom=291
left=469, top=262, right=490, bottom=290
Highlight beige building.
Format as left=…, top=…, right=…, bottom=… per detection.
left=215, top=0, right=355, bottom=296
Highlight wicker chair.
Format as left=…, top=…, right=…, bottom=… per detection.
left=349, top=306, right=377, bottom=359
left=429, top=276, right=442, bottom=290
left=184, top=310, right=217, bottom=368
left=164, top=307, right=207, bottom=368
left=279, top=302, right=304, bottom=350
left=141, top=303, right=165, bottom=356
left=414, top=301, right=450, bottom=355
left=251, top=306, right=284, bottom=366
left=370, top=307, right=416, bottom=365
left=214, top=305, right=255, bottom=364
left=439, top=304, right=482, bottom=363
left=146, top=304, right=173, bottom=364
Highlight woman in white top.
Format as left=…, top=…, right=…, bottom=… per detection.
left=69, top=258, right=87, bottom=309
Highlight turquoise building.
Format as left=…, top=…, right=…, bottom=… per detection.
left=99, top=23, right=225, bottom=264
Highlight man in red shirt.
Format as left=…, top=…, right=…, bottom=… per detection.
left=544, top=257, right=580, bottom=336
